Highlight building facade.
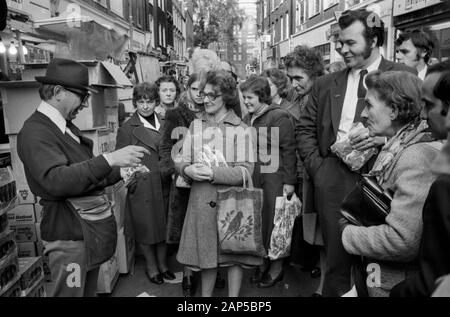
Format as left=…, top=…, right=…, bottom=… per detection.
left=393, top=0, right=450, bottom=62
left=257, top=0, right=399, bottom=69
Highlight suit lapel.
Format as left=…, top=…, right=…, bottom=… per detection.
left=331, top=69, right=350, bottom=135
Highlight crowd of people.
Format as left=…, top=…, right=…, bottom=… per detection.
left=15, top=8, right=450, bottom=297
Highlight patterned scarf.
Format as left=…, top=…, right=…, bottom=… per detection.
left=368, top=120, right=436, bottom=184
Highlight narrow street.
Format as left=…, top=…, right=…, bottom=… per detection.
left=111, top=255, right=319, bottom=297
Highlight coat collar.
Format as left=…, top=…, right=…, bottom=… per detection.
left=128, top=112, right=161, bottom=151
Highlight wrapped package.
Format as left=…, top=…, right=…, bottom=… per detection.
left=194, top=144, right=228, bottom=168
left=121, top=165, right=150, bottom=187
left=331, top=123, right=378, bottom=171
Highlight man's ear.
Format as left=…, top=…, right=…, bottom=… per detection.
left=54, top=86, right=65, bottom=102
left=371, top=35, right=378, bottom=49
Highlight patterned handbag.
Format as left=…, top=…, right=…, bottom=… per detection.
left=217, top=167, right=266, bottom=257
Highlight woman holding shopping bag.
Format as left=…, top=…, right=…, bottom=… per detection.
left=176, top=70, right=263, bottom=297
left=241, top=75, right=297, bottom=288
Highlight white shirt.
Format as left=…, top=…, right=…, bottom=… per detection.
left=337, top=55, right=383, bottom=142
left=418, top=65, right=428, bottom=81
left=37, top=101, right=114, bottom=166
left=37, top=101, right=80, bottom=143
left=138, top=113, right=160, bottom=131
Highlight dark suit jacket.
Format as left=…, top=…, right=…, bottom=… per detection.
left=297, top=58, right=417, bottom=178
left=390, top=175, right=450, bottom=297
left=18, top=111, right=120, bottom=241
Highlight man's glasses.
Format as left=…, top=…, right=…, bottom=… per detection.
left=64, top=87, right=90, bottom=105
left=203, top=93, right=222, bottom=101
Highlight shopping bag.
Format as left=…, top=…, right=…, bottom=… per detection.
left=217, top=167, right=266, bottom=257
left=268, top=193, right=302, bottom=260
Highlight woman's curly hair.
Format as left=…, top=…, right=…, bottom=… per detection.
left=204, top=70, right=239, bottom=110
left=284, top=45, right=325, bottom=79
left=262, top=68, right=289, bottom=99
left=365, top=70, right=423, bottom=125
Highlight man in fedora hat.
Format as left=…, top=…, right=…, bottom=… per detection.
left=17, top=58, right=149, bottom=297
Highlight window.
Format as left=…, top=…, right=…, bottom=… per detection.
left=281, top=16, right=284, bottom=41
left=324, top=0, right=339, bottom=9
left=285, top=13, right=289, bottom=40
left=296, top=0, right=306, bottom=28
left=308, top=0, right=320, bottom=18
left=345, top=0, right=364, bottom=8
left=264, top=0, right=269, bottom=18
left=110, top=0, right=123, bottom=17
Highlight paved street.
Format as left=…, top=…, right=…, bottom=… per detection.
left=111, top=255, right=319, bottom=297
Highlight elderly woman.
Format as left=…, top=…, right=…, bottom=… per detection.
left=284, top=46, right=326, bottom=294
left=341, top=70, right=443, bottom=297
left=241, top=76, right=297, bottom=288
left=176, top=70, right=262, bottom=297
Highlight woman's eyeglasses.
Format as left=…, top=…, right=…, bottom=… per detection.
left=203, top=93, right=222, bottom=101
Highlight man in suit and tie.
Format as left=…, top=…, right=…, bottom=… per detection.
left=297, top=9, right=416, bottom=297
left=18, top=58, right=149, bottom=296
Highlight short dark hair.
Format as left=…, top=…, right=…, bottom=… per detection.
left=365, top=70, right=423, bottom=125
left=239, top=75, right=272, bottom=105
left=435, top=72, right=450, bottom=115
left=427, top=61, right=450, bottom=114
left=395, top=29, right=435, bottom=63
left=205, top=70, right=239, bottom=110
left=262, top=68, right=289, bottom=99
left=284, top=45, right=325, bottom=79
left=155, top=75, right=181, bottom=100
left=133, top=82, right=158, bottom=107
left=39, top=84, right=57, bottom=101
left=339, top=9, right=385, bottom=47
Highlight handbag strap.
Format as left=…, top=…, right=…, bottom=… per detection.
left=239, top=166, right=253, bottom=189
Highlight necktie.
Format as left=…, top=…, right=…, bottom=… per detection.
left=354, top=69, right=369, bottom=123
left=66, top=121, right=81, bottom=144
left=358, top=69, right=369, bottom=99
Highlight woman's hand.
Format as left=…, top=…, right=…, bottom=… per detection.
left=283, top=184, right=295, bottom=197
left=184, top=164, right=213, bottom=182
left=350, top=129, right=386, bottom=151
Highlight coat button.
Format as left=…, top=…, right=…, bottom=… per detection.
left=208, top=201, right=217, bottom=208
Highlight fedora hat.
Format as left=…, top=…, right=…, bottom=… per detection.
left=36, top=58, right=98, bottom=93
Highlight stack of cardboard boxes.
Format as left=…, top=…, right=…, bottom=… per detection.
left=0, top=173, right=45, bottom=297
left=0, top=61, right=136, bottom=295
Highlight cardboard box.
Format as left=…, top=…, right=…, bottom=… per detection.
left=34, top=204, right=44, bottom=223
left=35, top=223, right=41, bottom=242
left=18, top=257, right=44, bottom=296
left=0, top=231, right=17, bottom=266
left=97, top=251, right=119, bottom=294
left=81, top=128, right=112, bottom=156
left=113, top=181, right=126, bottom=229
left=0, top=277, right=21, bottom=297
left=8, top=224, right=37, bottom=243
left=25, top=278, right=46, bottom=297
left=116, top=227, right=135, bottom=274
left=16, top=184, right=37, bottom=205
left=7, top=204, right=35, bottom=225
left=17, top=242, right=37, bottom=258
left=0, top=252, right=19, bottom=294
left=0, top=213, right=8, bottom=238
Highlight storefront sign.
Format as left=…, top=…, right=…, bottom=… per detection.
left=393, top=0, right=442, bottom=17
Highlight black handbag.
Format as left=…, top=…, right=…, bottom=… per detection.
left=340, top=176, right=393, bottom=227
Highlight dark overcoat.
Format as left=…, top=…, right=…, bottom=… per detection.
left=116, top=112, right=166, bottom=245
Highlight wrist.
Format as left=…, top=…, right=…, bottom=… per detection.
left=103, top=153, right=115, bottom=167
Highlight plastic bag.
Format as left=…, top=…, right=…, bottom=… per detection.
left=331, top=123, right=378, bottom=171
left=268, top=193, right=302, bottom=260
